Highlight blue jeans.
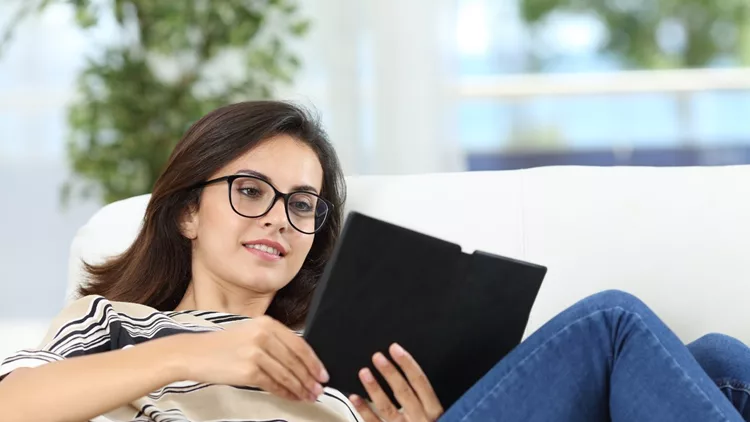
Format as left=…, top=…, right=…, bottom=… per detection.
left=689, top=333, right=750, bottom=421
left=440, top=290, right=750, bottom=422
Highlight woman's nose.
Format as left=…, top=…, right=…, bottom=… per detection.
left=261, top=198, right=289, bottom=230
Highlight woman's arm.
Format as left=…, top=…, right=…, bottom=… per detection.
left=0, top=333, right=186, bottom=422
left=0, top=316, right=329, bottom=422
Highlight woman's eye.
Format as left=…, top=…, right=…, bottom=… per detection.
left=239, top=187, right=262, bottom=197
left=291, top=201, right=313, bottom=212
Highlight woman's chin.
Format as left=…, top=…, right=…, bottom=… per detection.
left=235, top=274, right=290, bottom=294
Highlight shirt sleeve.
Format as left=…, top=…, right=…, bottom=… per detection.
left=0, top=295, right=114, bottom=379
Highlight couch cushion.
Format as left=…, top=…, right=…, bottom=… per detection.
left=67, top=166, right=750, bottom=344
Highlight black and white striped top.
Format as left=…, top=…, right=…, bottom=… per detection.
left=0, top=295, right=362, bottom=422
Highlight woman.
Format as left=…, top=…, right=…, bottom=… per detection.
left=0, top=101, right=748, bottom=422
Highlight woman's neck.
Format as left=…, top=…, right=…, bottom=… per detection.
left=175, top=280, right=275, bottom=317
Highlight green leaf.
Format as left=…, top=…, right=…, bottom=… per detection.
left=2, top=0, right=310, bottom=204
left=519, top=0, right=750, bottom=68
left=74, top=3, right=98, bottom=28
left=290, top=19, right=310, bottom=36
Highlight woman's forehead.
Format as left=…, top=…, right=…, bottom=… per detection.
left=221, top=135, right=323, bottom=191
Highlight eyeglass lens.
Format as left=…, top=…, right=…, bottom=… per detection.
left=230, top=176, right=328, bottom=233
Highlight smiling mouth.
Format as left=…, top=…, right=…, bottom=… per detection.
left=243, top=243, right=285, bottom=257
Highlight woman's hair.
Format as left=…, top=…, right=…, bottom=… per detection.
left=78, top=101, right=346, bottom=327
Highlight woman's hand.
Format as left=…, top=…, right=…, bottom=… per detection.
left=349, top=343, right=444, bottom=422
left=179, top=315, right=329, bottom=403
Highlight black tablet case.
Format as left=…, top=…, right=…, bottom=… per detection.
left=303, top=212, right=546, bottom=408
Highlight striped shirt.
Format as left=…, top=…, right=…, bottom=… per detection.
left=0, top=295, right=362, bottom=422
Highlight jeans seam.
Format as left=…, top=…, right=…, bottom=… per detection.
left=717, top=381, right=750, bottom=396
left=456, top=306, right=734, bottom=422
left=625, top=310, right=734, bottom=422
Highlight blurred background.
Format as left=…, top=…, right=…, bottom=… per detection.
left=1, top=0, right=750, bottom=355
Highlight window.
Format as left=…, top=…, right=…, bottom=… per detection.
left=455, top=0, right=750, bottom=169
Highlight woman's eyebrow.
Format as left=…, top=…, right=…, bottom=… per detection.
left=235, top=169, right=319, bottom=194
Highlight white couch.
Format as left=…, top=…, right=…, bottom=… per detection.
left=17, top=165, right=750, bottom=359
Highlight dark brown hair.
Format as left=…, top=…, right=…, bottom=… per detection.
left=78, top=101, right=346, bottom=327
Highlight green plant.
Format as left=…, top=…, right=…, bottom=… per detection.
left=2, top=0, right=309, bottom=204
left=520, top=0, right=750, bottom=69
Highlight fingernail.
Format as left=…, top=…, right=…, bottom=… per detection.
left=373, top=352, right=388, bottom=366
left=350, top=395, right=362, bottom=405
left=313, top=383, right=324, bottom=396
left=360, top=368, right=374, bottom=383
left=391, top=343, right=406, bottom=358
left=320, top=368, right=330, bottom=383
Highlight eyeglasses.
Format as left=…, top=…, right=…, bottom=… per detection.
left=192, top=175, right=332, bottom=234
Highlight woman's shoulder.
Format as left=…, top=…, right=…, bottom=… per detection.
left=42, top=295, right=114, bottom=341
left=46, top=295, right=164, bottom=335
left=62, top=294, right=159, bottom=315
left=58, top=295, right=251, bottom=326
left=59, top=294, right=210, bottom=322
left=39, top=295, right=225, bottom=349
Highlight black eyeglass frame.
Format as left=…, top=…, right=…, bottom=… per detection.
left=190, top=175, right=333, bottom=235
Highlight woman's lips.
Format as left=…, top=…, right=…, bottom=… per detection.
left=243, top=244, right=284, bottom=261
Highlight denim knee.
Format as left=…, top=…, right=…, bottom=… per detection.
left=580, top=289, right=652, bottom=315
left=691, top=333, right=747, bottom=349
left=688, top=333, right=750, bottom=381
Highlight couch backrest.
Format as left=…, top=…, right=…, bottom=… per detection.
left=67, top=166, right=750, bottom=343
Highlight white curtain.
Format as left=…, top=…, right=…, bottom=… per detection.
left=284, top=0, right=466, bottom=176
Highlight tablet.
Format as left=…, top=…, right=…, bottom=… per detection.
left=303, top=212, right=547, bottom=408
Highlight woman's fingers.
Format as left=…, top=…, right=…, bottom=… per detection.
left=349, top=394, right=383, bottom=422
left=253, top=368, right=301, bottom=402
left=355, top=345, right=444, bottom=421
left=264, top=332, right=324, bottom=399
left=268, top=318, right=329, bottom=383
left=372, top=352, right=426, bottom=421
left=359, top=367, right=406, bottom=421
left=254, top=349, right=315, bottom=402
left=389, top=343, right=444, bottom=419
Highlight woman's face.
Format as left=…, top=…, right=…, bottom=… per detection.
left=183, top=134, right=324, bottom=296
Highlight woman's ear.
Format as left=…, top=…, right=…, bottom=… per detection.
left=180, top=206, right=199, bottom=240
